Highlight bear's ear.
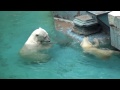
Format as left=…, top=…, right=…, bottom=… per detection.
left=39, top=27, right=42, bottom=30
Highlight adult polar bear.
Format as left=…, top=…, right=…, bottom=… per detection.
left=20, top=27, right=52, bottom=63
left=80, top=37, right=120, bottom=59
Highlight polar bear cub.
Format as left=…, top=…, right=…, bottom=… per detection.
left=19, top=27, right=52, bottom=63
left=80, top=37, right=120, bottom=59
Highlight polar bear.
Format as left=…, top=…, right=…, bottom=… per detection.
left=80, top=36, right=120, bottom=59
left=19, top=27, right=52, bottom=63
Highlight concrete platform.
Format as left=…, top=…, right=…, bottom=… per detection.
left=54, top=18, right=111, bottom=48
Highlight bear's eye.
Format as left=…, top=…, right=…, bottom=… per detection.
left=36, top=34, right=39, bottom=36
left=44, top=36, right=47, bottom=38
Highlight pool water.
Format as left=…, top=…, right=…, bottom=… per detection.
left=0, top=11, right=120, bottom=79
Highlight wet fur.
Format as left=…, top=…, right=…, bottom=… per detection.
left=80, top=37, right=120, bottom=59
left=19, top=27, right=52, bottom=63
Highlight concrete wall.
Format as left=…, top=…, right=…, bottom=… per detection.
left=52, top=11, right=87, bottom=20
left=108, top=11, right=120, bottom=50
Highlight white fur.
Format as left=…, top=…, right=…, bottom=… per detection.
left=19, top=27, right=52, bottom=63
left=80, top=37, right=120, bottom=59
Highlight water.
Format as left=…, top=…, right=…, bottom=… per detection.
left=0, top=11, right=120, bottom=79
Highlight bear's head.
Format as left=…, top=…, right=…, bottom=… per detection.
left=80, top=36, right=93, bottom=49
left=26, top=27, right=50, bottom=45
